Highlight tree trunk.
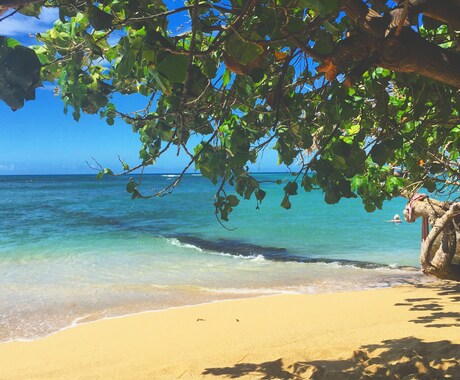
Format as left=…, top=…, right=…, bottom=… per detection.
left=404, top=196, right=460, bottom=281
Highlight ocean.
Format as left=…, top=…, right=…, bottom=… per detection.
left=0, top=173, right=430, bottom=342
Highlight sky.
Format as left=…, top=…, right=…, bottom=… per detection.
left=0, top=5, right=282, bottom=175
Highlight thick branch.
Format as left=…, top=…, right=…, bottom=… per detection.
left=420, top=203, right=459, bottom=269
left=428, top=222, right=460, bottom=280
left=403, top=196, right=448, bottom=223
left=379, top=28, right=460, bottom=88
left=340, top=0, right=460, bottom=88
left=404, top=197, right=460, bottom=281
left=342, top=0, right=388, bottom=37
left=325, top=27, right=460, bottom=88
left=410, top=0, right=460, bottom=30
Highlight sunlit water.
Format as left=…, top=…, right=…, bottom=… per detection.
left=0, top=174, right=431, bottom=342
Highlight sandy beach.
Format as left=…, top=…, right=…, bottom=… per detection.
left=1, top=281, right=459, bottom=379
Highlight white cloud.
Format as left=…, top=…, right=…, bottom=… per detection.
left=0, top=7, right=58, bottom=36
left=0, top=164, right=15, bottom=171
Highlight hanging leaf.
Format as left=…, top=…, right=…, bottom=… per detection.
left=325, top=189, right=340, bottom=204
left=126, top=181, right=136, bottom=193
left=255, top=189, right=266, bottom=202
left=283, top=181, right=298, bottom=196
left=281, top=195, right=291, bottom=209
left=226, top=195, right=240, bottom=207
left=0, top=39, right=41, bottom=110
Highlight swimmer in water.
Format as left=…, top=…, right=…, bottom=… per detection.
left=390, top=214, right=402, bottom=223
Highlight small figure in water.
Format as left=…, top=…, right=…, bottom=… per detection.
left=390, top=214, right=402, bottom=223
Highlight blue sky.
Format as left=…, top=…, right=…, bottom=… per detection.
left=0, top=5, right=283, bottom=175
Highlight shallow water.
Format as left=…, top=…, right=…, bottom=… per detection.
left=0, top=174, right=430, bottom=341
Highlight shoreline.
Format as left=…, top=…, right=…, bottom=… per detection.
left=2, top=274, right=431, bottom=345
left=2, top=293, right=278, bottom=345
left=1, top=281, right=459, bottom=379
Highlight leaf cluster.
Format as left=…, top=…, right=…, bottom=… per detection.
left=2, top=0, right=460, bottom=219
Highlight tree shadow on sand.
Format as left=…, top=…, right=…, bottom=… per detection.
left=394, top=282, right=460, bottom=328
left=203, top=337, right=460, bottom=379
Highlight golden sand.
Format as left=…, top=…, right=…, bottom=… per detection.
left=1, top=282, right=459, bottom=379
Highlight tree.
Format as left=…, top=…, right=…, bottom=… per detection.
left=1, top=0, right=460, bottom=279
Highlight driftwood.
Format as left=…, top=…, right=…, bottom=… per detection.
left=404, top=196, right=460, bottom=281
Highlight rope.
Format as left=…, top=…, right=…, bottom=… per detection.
left=422, top=216, right=429, bottom=242
left=405, top=193, right=429, bottom=242
left=405, top=193, right=428, bottom=221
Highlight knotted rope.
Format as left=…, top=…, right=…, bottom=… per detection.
left=405, top=193, right=429, bottom=241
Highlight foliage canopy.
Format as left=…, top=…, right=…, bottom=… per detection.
left=1, top=0, right=460, bottom=222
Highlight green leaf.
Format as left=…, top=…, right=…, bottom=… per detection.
left=6, top=38, right=20, bottom=48
left=284, top=16, right=304, bottom=34
left=244, top=185, right=256, bottom=200
left=325, top=189, right=339, bottom=204
left=283, top=181, right=298, bottom=196
left=305, top=0, right=339, bottom=16
left=87, top=5, right=114, bottom=30
left=314, top=33, right=334, bottom=55
left=255, top=189, right=266, bottom=202
left=0, top=44, right=41, bottom=110
left=424, top=180, right=436, bottom=193
left=351, top=176, right=368, bottom=192
left=201, top=58, right=218, bottom=78
left=117, top=50, right=136, bottom=77
left=93, top=93, right=108, bottom=108
left=126, top=181, right=136, bottom=193
left=385, top=176, right=404, bottom=193
left=157, top=54, right=188, bottom=83
left=301, top=175, right=313, bottom=192
left=222, top=69, right=231, bottom=87
left=18, top=3, right=42, bottom=17
left=220, top=208, right=229, bottom=222
left=365, top=203, right=376, bottom=212
left=226, top=195, right=240, bottom=207
left=82, top=31, right=103, bottom=56
left=281, top=195, right=291, bottom=209
left=370, top=143, right=389, bottom=166
left=225, top=35, right=264, bottom=65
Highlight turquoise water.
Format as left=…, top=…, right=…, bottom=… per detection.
left=0, top=174, right=430, bottom=341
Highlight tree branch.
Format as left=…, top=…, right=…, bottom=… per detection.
left=379, top=28, right=460, bottom=88
left=411, top=0, right=460, bottom=30
left=339, top=0, right=460, bottom=88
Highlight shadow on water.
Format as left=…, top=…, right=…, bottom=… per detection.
left=202, top=337, right=460, bottom=379
left=394, top=282, right=460, bottom=328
